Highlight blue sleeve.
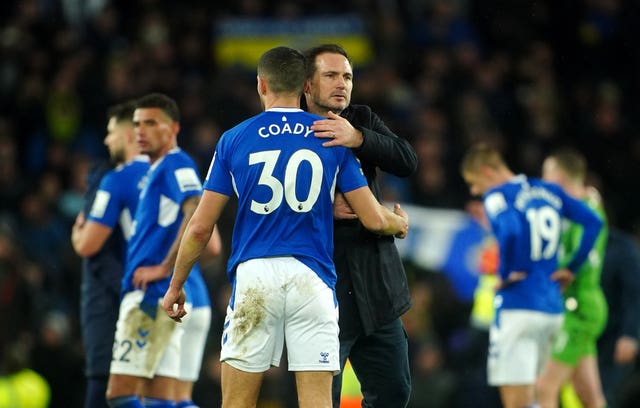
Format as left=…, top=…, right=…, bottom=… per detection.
left=561, top=191, right=604, bottom=272
left=336, top=148, right=368, bottom=193
left=167, top=159, right=202, bottom=204
left=87, top=170, right=123, bottom=228
left=204, top=133, right=234, bottom=196
left=488, top=207, right=522, bottom=280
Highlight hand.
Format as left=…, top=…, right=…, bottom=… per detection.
left=162, top=286, right=187, bottom=322
left=333, top=192, right=357, bottom=220
left=312, top=111, right=363, bottom=148
left=73, top=212, right=86, bottom=228
left=550, top=268, right=575, bottom=291
left=614, top=336, right=639, bottom=364
left=132, top=264, right=171, bottom=291
left=495, top=271, right=527, bottom=290
left=394, top=203, right=409, bottom=239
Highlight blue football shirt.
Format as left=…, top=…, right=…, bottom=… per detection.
left=204, top=108, right=368, bottom=289
left=124, top=148, right=203, bottom=309
left=87, top=156, right=150, bottom=260
left=483, top=175, right=602, bottom=314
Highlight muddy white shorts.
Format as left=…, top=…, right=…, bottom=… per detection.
left=110, top=290, right=184, bottom=379
left=220, top=256, right=339, bottom=374
left=488, top=309, right=563, bottom=385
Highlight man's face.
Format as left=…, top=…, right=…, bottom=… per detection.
left=305, top=52, right=353, bottom=115
left=133, top=107, right=176, bottom=162
left=104, top=117, right=127, bottom=164
left=542, top=157, right=565, bottom=186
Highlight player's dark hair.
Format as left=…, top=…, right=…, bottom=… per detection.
left=107, top=100, right=136, bottom=124
left=135, top=92, right=180, bottom=122
left=303, top=43, right=352, bottom=80
left=257, top=46, right=306, bottom=95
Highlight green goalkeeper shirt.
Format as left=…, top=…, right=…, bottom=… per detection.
left=559, top=189, right=608, bottom=331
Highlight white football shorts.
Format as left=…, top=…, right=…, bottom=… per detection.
left=179, top=305, right=211, bottom=381
left=220, top=256, right=339, bottom=374
left=110, top=290, right=184, bottom=379
left=488, top=309, right=563, bottom=385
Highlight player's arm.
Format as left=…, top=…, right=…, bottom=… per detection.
left=163, top=189, right=228, bottom=321
left=343, top=186, right=408, bottom=238
left=562, top=195, right=604, bottom=273
left=71, top=212, right=113, bottom=257
left=488, top=208, right=526, bottom=287
left=353, top=110, right=417, bottom=177
left=314, top=109, right=417, bottom=177
left=132, top=194, right=201, bottom=290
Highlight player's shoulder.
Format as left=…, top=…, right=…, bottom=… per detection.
left=117, top=156, right=150, bottom=176
left=165, top=147, right=197, bottom=168
left=483, top=189, right=509, bottom=218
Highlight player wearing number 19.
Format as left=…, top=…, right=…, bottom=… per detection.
left=460, top=143, right=603, bottom=408
left=161, top=46, right=408, bottom=408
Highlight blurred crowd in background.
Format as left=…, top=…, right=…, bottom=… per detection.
left=1, top=0, right=640, bottom=407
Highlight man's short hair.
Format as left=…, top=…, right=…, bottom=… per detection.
left=303, top=43, right=352, bottom=79
left=107, top=100, right=136, bottom=124
left=548, top=146, right=587, bottom=182
left=257, top=46, right=306, bottom=95
left=460, top=143, right=507, bottom=175
left=135, top=93, right=180, bottom=122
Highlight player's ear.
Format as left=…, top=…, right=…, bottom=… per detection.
left=303, top=79, right=310, bottom=94
left=257, top=76, right=267, bottom=96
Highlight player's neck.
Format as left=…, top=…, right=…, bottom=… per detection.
left=263, top=95, right=301, bottom=111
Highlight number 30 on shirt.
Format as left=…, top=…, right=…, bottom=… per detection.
left=249, top=149, right=324, bottom=214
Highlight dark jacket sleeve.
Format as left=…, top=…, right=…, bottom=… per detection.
left=343, top=104, right=418, bottom=178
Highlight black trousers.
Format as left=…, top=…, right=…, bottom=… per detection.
left=332, top=318, right=411, bottom=408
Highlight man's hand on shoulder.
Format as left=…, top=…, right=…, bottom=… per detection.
left=312, top=111, right=363, bottom=148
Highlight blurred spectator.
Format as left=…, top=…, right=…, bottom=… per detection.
left=598, top=226, right=640, bottom=407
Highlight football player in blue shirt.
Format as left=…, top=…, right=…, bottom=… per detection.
left=161, top=46, right=409, bottom=408
left=460, top=143, right=603, bottom=408
left=106, top=93, right=204, bottom=408
left=72, top=100, right=149, bottom=408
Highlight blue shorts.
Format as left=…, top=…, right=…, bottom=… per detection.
left=80, top=268, right=120, bottom=377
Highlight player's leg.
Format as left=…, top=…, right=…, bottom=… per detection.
left=489, top=310, right=563, bottom=408
left=144, top=302, right=192, bottom=406
left=536, top=358, right=573, bottom=408
left=295, top=371, right=333, bottom=408
left=220, top=363, right=263, bottom=407
left=499, top=384, right=537, bottom=408
left=174, top=381, right=195, bottom=408
left=331, top=336, right=355, bottom=408
left=283, top=257, right=339, bottom=408
left=176, top=305, right=211, bottom=407
left=108, top=291, right=179, bottom=406
left=142, top=376, right=178, bottom=407
left=81, top=270, right=120, bottom=408
left=571, top=355, right=606, bottom=408
left=219, top=258, right=287, bottom=406
left=348, top=318, right=411, bottom=408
